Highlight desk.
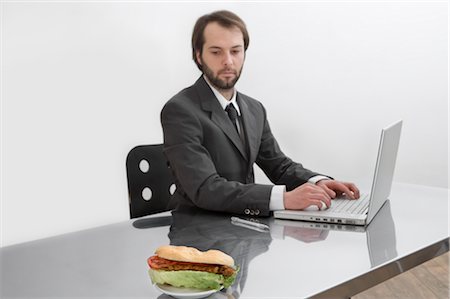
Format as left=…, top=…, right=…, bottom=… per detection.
left=1, top=183, right=448, bottom=298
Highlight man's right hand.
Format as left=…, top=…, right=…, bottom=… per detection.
left=283, top=184, right=332, bottom=210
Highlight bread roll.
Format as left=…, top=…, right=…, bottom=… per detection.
left=155, top=245, right=234, bottom=267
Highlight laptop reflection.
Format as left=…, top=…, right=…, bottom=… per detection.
left=274, top=200, right=397, bottom=267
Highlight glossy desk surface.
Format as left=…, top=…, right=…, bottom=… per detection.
left=1, top=183, right=448, bottom=299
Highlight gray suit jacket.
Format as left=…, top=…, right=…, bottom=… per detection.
left=161, top=76, right=320, bottom=216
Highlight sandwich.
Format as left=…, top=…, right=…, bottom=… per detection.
left=148, top=245, right=238, bottom=290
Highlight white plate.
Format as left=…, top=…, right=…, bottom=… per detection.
left=154, top=283, right=223, bottom=299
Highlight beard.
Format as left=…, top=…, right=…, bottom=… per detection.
left=201, top=59, right=242, bottom=91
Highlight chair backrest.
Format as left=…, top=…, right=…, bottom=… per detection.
left=126, top=144, right=175, bottom=219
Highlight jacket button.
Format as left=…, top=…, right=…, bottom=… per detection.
left=249, top=210, right=255, bottom=215
left=244, top=208, right=250, bottom=215
left=255, top=209, right=260, bottom=215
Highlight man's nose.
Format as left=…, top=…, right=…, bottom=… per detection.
left=223, top=52, right=233, bottom=66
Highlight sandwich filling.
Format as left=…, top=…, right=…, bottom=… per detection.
left=148, top=255, right=235, bottom=277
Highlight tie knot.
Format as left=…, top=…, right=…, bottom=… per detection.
left=226, top=104, right=238, bottom=122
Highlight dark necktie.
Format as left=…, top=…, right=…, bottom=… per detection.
left=225, top=104, right=239, bottom=134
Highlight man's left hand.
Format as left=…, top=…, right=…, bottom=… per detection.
left=316, top=180, right=360, bottom=200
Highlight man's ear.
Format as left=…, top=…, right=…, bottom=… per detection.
left=195, top=51, right=202, bottom=66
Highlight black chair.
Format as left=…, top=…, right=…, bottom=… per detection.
left=126, top=144, right=175, bottom=219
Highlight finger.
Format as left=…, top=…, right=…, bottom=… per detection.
left=331, top=182, right=355, bottom=199
left=304, top=200, right=324, bottom=210
left=335, top=190, right=344, bottom=197
left=347, top=183, right=360, bottom=199
left=339, top=182, right=360, bottom=199
left=314, top=185, right=332, bottom=200
left=305, top=184, right=331, bottom=200
left=344, top=188, right=356, bottom=199
left=308, top=193, right=332, bottom=207
left=319, top=183, right=337, bottom=198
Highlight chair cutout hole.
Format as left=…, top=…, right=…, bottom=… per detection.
left=142, top=187, right=152, bottom=201
left=139, top=159, right=150, bottom=173
left=169, top=184, right=176, bottom=195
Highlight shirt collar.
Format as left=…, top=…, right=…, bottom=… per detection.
left=203, top=75, right=241, bottom=116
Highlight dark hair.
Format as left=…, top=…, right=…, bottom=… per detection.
left=191, top=10, right=250, bottom=71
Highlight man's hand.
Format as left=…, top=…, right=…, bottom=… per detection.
left=283, top=180, right=360, bottom=211
left=284, top=184, right=332, bottom=210
left=316, top=180, right=360, bottom=200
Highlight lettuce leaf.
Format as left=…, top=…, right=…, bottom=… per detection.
left=223, top=269, right=238, bottom=288
left=149, top=268, right=237, bottom=290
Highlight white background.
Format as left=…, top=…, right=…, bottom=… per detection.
left=1, top=1, right=448, bottom=246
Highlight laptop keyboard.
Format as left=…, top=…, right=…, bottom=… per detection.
left=329, top=194, right=369, bottom=215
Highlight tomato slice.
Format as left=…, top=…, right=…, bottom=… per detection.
left=148, top=255, right=170, bottom=269
left=148, top=255, right=217, bottom=269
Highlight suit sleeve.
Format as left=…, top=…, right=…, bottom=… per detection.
left=161, top=99, right=273, bottom=216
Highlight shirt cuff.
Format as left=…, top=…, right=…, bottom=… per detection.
left=308, top=175, right=331, bottom=184
left=269, top=185, right=286, bottom=211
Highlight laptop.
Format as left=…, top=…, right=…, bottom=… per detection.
left=274, top=120, right=402, bottom=226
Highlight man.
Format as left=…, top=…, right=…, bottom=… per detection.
left=161, top=10, right=359, bottom=217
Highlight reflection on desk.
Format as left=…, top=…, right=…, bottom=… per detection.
left=166, top=206, right=272, bottom=298
left=151, top=201, right=397, bottom=298
left=274, top=200, right=397, bottom=268
left=1, top=183, right=448, bottom=299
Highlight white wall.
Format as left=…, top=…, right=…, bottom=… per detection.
left=1, top=1, right=448, bottom=246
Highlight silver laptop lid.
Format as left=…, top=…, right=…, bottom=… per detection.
left=366, top=120, right=402, bottom=224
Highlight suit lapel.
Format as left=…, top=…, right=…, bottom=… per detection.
left=237, top=94, right=258, bottom=166
left=195, top=77, right=248, bottom=161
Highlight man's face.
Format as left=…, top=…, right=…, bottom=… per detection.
left=196, top=22, right=245, bottom=91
